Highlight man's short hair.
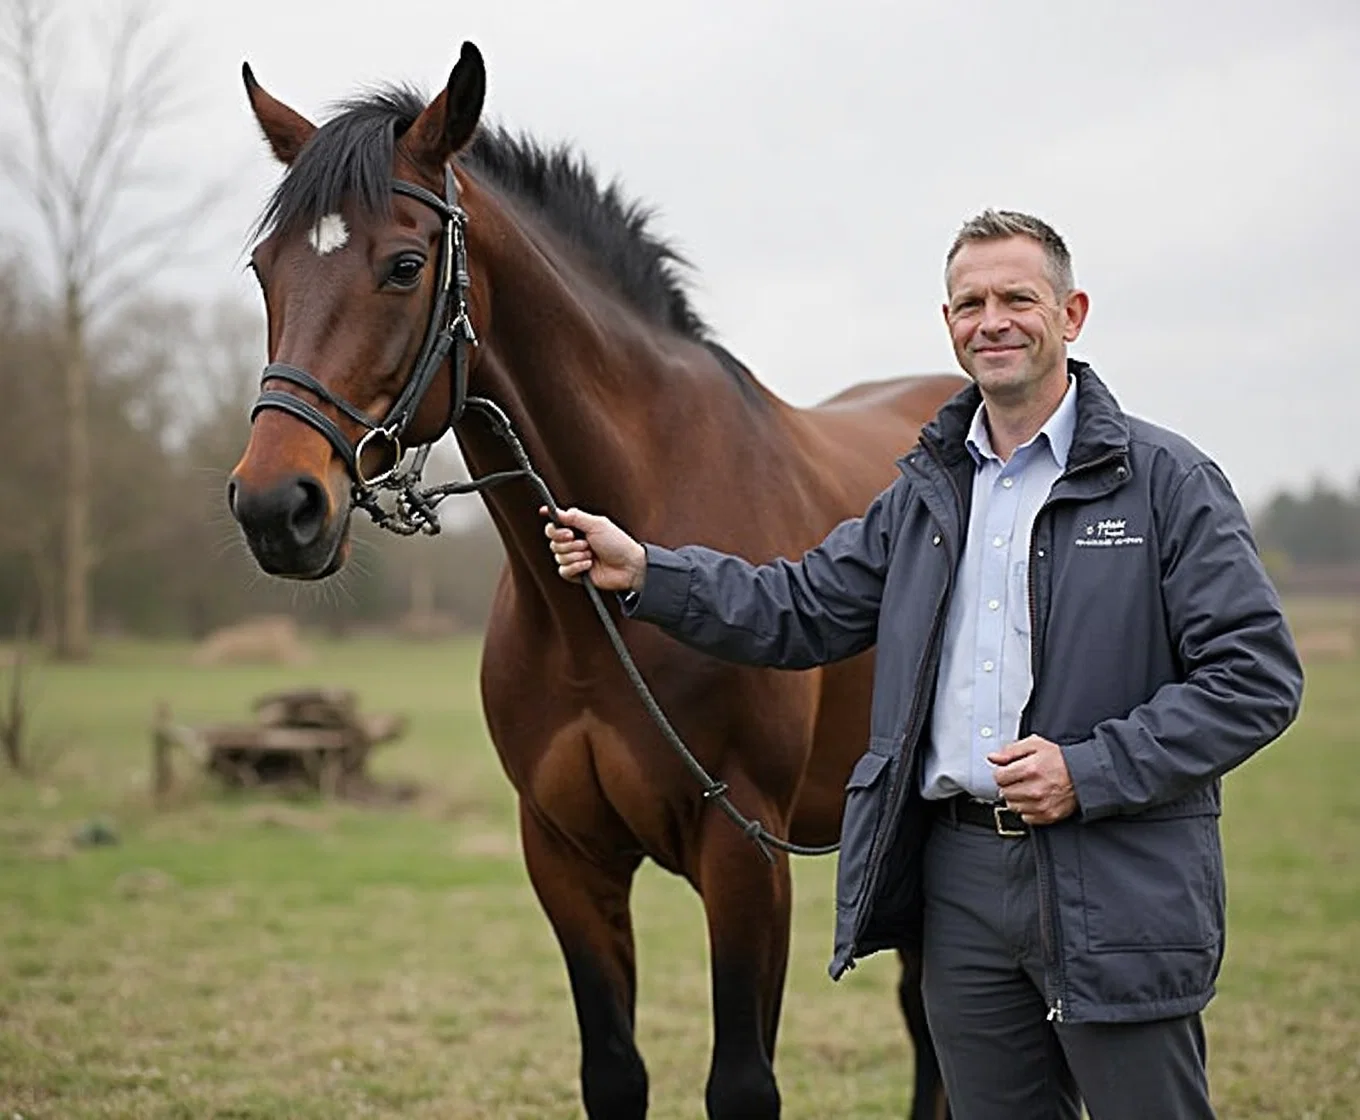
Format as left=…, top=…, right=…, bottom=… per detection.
left=945, top=210, right=1074, bottom=295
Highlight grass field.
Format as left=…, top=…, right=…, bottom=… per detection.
left=0, top=633, right=1356, bottom=1118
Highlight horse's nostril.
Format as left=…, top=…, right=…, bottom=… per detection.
left=289, top=477, right=328, bottom=547
left=231, top=474, right=332, bottom=557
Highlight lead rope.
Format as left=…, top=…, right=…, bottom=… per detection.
left=365, top=395, right=839, bottom=864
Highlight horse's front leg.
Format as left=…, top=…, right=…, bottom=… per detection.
left=520, top=801, right=647, bottom=1120
left=696, top=771, right=792, bottom=1120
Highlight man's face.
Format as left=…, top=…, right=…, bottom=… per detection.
left=943, top=236, right=1089, bottom=403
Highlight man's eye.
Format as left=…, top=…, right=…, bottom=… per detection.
left=388, top=256, right=425, bottom=288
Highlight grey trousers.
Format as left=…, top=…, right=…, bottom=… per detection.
left=921, top=815, right=1216, bottom=1120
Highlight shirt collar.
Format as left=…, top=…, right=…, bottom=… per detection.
left=965, top=375, right=1078, bottom=469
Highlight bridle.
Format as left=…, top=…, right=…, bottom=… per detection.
left=249, top=165, right=476, bottom=535
left=245, top=162, right=837, bottom=863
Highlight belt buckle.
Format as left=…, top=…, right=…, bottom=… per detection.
left=993, top=804, right=1027, bottom=837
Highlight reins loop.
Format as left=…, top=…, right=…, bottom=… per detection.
left=247, top=166, right=838, bottom=864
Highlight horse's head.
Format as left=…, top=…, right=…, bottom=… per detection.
left=228, top=44, right=486, bottom=578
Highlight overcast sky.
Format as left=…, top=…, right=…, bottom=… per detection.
left=5, top=0, right=1357, bottom=506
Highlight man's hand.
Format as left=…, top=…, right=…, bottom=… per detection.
left=988, top=735, right=1078, bottom=826
left=541, top=507, right=648, bottom=593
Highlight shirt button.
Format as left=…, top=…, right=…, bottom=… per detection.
left=980, top=727, right=994, bottom=738
left=982, top=660, right=995, bottom=672
left=932, top=534, right=941, bottom=546
left=988, top=599, right=1000, bottom=611
left=1002, top=478, right=1015, bottom=489
left=992, top=535, right=1005, bottom=547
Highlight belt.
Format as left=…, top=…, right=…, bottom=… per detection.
left=935, top=793, right=1029, bottom=837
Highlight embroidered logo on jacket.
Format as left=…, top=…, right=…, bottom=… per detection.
left=1075, top=517, right=1145, bottom=548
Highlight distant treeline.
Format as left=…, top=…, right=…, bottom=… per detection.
left=1253, top=478, right=1360, bottom=595
left=1254, top=479, right=1360, bottom=566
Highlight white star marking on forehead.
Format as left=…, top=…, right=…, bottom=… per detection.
left=307, top=213, right=349, bottom=255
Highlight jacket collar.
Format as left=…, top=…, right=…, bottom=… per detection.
left=913, top=359, right=1130, bottom=474
left=964, top=373, right=1077, bottom=470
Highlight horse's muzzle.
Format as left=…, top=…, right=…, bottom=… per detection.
left=227, top=472, right=347, bottom=579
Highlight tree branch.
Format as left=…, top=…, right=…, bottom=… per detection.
left=76, top=11, right=178, bottom=230
left=1, top=0, right=67, bottom=254
left=2, top=0, right=205, bottom=314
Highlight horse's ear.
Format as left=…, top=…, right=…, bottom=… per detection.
left=405, top=42, right=486, bottom=169
left=242, top=62, right=316, bottom=165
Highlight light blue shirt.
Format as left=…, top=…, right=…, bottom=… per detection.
left=921, top=378, right=1078, bottom=802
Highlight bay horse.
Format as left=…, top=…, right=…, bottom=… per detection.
left=228, top=41, right=963, bottom=1120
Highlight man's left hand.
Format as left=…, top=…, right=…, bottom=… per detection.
left=988, top=735, right=1078, bottom=826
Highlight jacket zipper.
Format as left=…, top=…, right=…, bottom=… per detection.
left=1025, top=447, right=1128, bottom=1023
left=1034, top=830, right=1065, bottom=1022
left=1024, top=519, right=1066, bottom=1021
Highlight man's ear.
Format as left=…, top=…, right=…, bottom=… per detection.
left=404, top=42, right=487, bottom=169
left=242, top=63, right=316, bottom=165
left=1062, top=289, right=1090, bottom=342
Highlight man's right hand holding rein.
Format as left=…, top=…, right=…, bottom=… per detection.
left=542, top=506, right=647, bottom=594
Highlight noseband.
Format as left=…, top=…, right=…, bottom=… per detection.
left=249, top=165, right=476, bottom=533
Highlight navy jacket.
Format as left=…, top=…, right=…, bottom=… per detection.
left=628, top=361, right=1303, bottom=1023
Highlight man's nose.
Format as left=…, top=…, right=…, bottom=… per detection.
left=978, top=298, right=1012, bottom=334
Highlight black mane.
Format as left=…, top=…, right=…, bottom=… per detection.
left=256, top=85, right=709, bottom=341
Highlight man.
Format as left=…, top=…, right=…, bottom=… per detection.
left=543, top=210, right=1303, bottom=1119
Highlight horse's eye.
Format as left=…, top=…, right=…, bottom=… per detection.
left=387, top=255, right=426, bottom=289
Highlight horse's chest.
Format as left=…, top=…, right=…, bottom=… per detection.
left=480, top=627, right=815, bottom=869
left=523, top=708, right=695, bottom=869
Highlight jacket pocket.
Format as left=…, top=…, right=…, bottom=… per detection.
left=1077, top=814, right=1223, bottom=953
left=835, top=747, right=895, bottom=911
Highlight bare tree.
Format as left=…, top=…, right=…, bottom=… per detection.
left=0, top=250, right=63, bottom=645
left=0, top=0, right=220, bottom=658
left=1, top=608, right=35, bottom=773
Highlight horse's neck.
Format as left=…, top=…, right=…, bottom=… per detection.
left=455, top=190, right=714, bottom=607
